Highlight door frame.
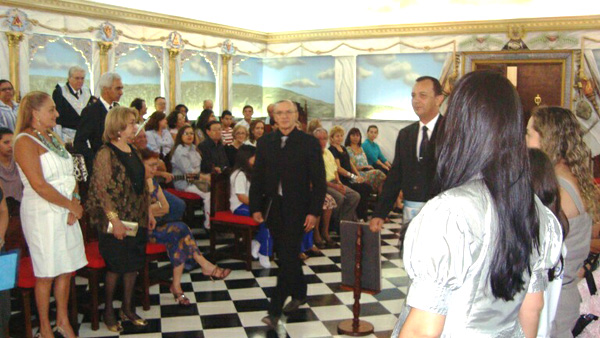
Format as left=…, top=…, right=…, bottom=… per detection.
left=462, top=50, right=574, bottom=109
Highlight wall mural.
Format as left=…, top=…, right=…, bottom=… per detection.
left=262, top=56, right=335, bottom=118
left=115, top=47, right=161, bottom=115
left=29, top=39, right=91, bottom=94
left=356, top=52, right=448, bottom=120
left=180, top=53, right=216, bottom=121
left=232, top=57, right=263, bottom=117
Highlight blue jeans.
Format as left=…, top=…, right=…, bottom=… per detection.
left=234, top=204, right=273, bottom=256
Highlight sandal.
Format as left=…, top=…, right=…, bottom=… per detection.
left=203, top=265, right=231, bottom=281
left=299, top=253, right=309, bottom=261
left=170, top=286, right=191, bottom=306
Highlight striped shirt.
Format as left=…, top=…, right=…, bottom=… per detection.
left=221, top=127, right=233, bottom=145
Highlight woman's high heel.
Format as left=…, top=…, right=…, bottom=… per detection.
left=119, top=309, right=148, bottom=326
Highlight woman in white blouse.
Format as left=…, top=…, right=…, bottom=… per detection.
left=170, top=125, right=211, bottom=228
left=145, top=112, right=174, bottom=158
left=372, top=71, right=563, bottom=338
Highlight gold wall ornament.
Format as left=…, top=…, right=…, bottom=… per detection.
left=98, top=41, right=113, bottom=75
left=168, top=48, right=180, bottom=111
left=534, top=94, right=542, bottom=106
left=221, top=54, right=231, bottom=111
left=6, top=32, right=23, bottom=102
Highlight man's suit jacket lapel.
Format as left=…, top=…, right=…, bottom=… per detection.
left=407, top=123, right=419, bottom=163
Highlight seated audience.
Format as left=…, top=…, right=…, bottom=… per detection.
left=130, top=98, right=147, bottom=122
left=167, top=110, right=186, bottom=140
left=195, top=109, right=216, bottom=144
left=154, top=96, right=166, bottom=113
left=526, top=106, right=600, bottom=337
left=0, top=128, right=22, bottom=201
left=314, top=128, right=359, bottom=222
left=142, top=149, right=230, bottom=306
left=225, top=125, right=248, bottom=166
left=306, top=119, right=322, bottom=136
left=221, top=110, right=234, bottom=145
left=0, top=80, right=18, bottom=131
left=171, top=125, right=211, bottom=228
left=237, top=105, right=253, bottom=128
left=314, top=192, right=337, bottom=248
left=345, top=127, right=386, bottom=194
left=329, top=126, right=373, bottom=221
left=229, top=145, right=273, bottom=268
left=245, top=120, right=265, bottom=147
left=145, top=112, right=174, bottom=158
left=174, top=104, right=189, bottom=123
left=362, top=125, right=391, bottom=174
left=198, top=121, right=229, bottom=174
left=203, top=99, right=213, bottom=111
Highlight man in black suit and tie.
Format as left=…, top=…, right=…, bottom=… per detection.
left=250, top=100, right=326, bottom=328
left=369, top=76, right=444, bottom=241
left=74, top=72, right=123, bottom=174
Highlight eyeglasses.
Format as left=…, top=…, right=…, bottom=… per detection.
left=0, top=87, right=14, bottom=92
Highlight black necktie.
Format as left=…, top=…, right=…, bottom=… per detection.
left=419, top=126, right=429, bottom=162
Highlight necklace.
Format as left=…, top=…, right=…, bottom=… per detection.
left=33, top=129, right=69, bottom=159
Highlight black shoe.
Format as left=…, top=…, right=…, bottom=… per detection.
left=282, top=298, right=306, bottom=314
left=261, top=315, right=280, bottom=329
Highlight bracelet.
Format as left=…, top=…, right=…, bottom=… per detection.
left=106, top=211, right=118, bottom=221
left=73, top=192, right=81, bottom=201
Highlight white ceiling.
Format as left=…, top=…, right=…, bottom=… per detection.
left=86, top=0, right=600, bottom=33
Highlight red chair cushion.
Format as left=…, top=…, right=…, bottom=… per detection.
left=17, top=257, right=35, bottom=288
left=85, top=241, right=106, bottom=269
left=595, top=177, right=600, bottom=185
left=210, top=211, right=260, bottom=226
left=165, top=188, right=203, bottom=200
left=146, top=242, right=167, bottom=254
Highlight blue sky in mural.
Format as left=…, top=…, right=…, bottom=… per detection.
left=233, top=57, right=263, bottom=86
left=263, top=56, right=334, bottom=104
left=115, top=47, right=161, bottom=85
left=30, top=40, right=90, bottom=78
left=357, top=53, right=448, bottom=120
left=181, top=54, right=216, bottom=82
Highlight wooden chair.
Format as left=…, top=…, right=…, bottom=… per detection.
left=208, top=172, right=260, bottom=270
left=138, top=242, right=170, bottom=311
left=76, top=213, right=106, bottom=331
left=8, top=215, right=77, bottom=338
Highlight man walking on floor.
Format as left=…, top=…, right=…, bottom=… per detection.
left=250, top=100, right=326, bottom=328
left=369, top=76, right=445, bottom=244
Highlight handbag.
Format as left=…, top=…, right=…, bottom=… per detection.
left=107, top=220, right=139, bottom=237
left=72, top=154, right=88, bottom=182
left=0, top=250, right=19, bottom=291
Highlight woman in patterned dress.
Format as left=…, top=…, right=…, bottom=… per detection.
left=141, top=148, right=230, bottom=306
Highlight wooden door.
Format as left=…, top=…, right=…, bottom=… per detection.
left=474, top=62, right=563, bottom=122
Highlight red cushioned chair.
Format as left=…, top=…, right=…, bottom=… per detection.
left=139, top=242, right=170, bottom=311
left=17, top=256, right=78, bottom=338
left=165, top=188, right=205, bottom=229
left=209, top=172, right=260, bottom=270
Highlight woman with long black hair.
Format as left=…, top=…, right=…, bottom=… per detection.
left=383, top=71, right=563, bottom=337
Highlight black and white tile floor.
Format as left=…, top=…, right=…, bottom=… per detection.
left=11, top=214, right=408, bottom=338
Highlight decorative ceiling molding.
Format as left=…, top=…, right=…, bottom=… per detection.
left=2, top=0, right=600, bottom=44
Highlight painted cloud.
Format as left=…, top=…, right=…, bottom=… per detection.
left=284, top=78, right=319, bottom=88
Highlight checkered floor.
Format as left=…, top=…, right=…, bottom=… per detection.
left=10, top=213, right=408, bottom=338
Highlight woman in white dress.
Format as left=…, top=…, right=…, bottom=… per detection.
left=14, top=91, right=87, bottom=338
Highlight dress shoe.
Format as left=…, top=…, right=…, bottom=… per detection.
left=282, top=298, right=306, bottom=314
left=261, top=315, right=280, bottom=329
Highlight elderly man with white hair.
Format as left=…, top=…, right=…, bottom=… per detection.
left=53, top=65, right=94, bottom=143
left=74, top=72, right=123, bottom=174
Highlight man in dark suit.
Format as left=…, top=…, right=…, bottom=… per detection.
left=369, top=76, right=445, bottom=240
left=74, top=72, right=123, bottom=174
left=250, top=100, right=326, bottom=328
left=198, top=121, right=229, bottom=174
